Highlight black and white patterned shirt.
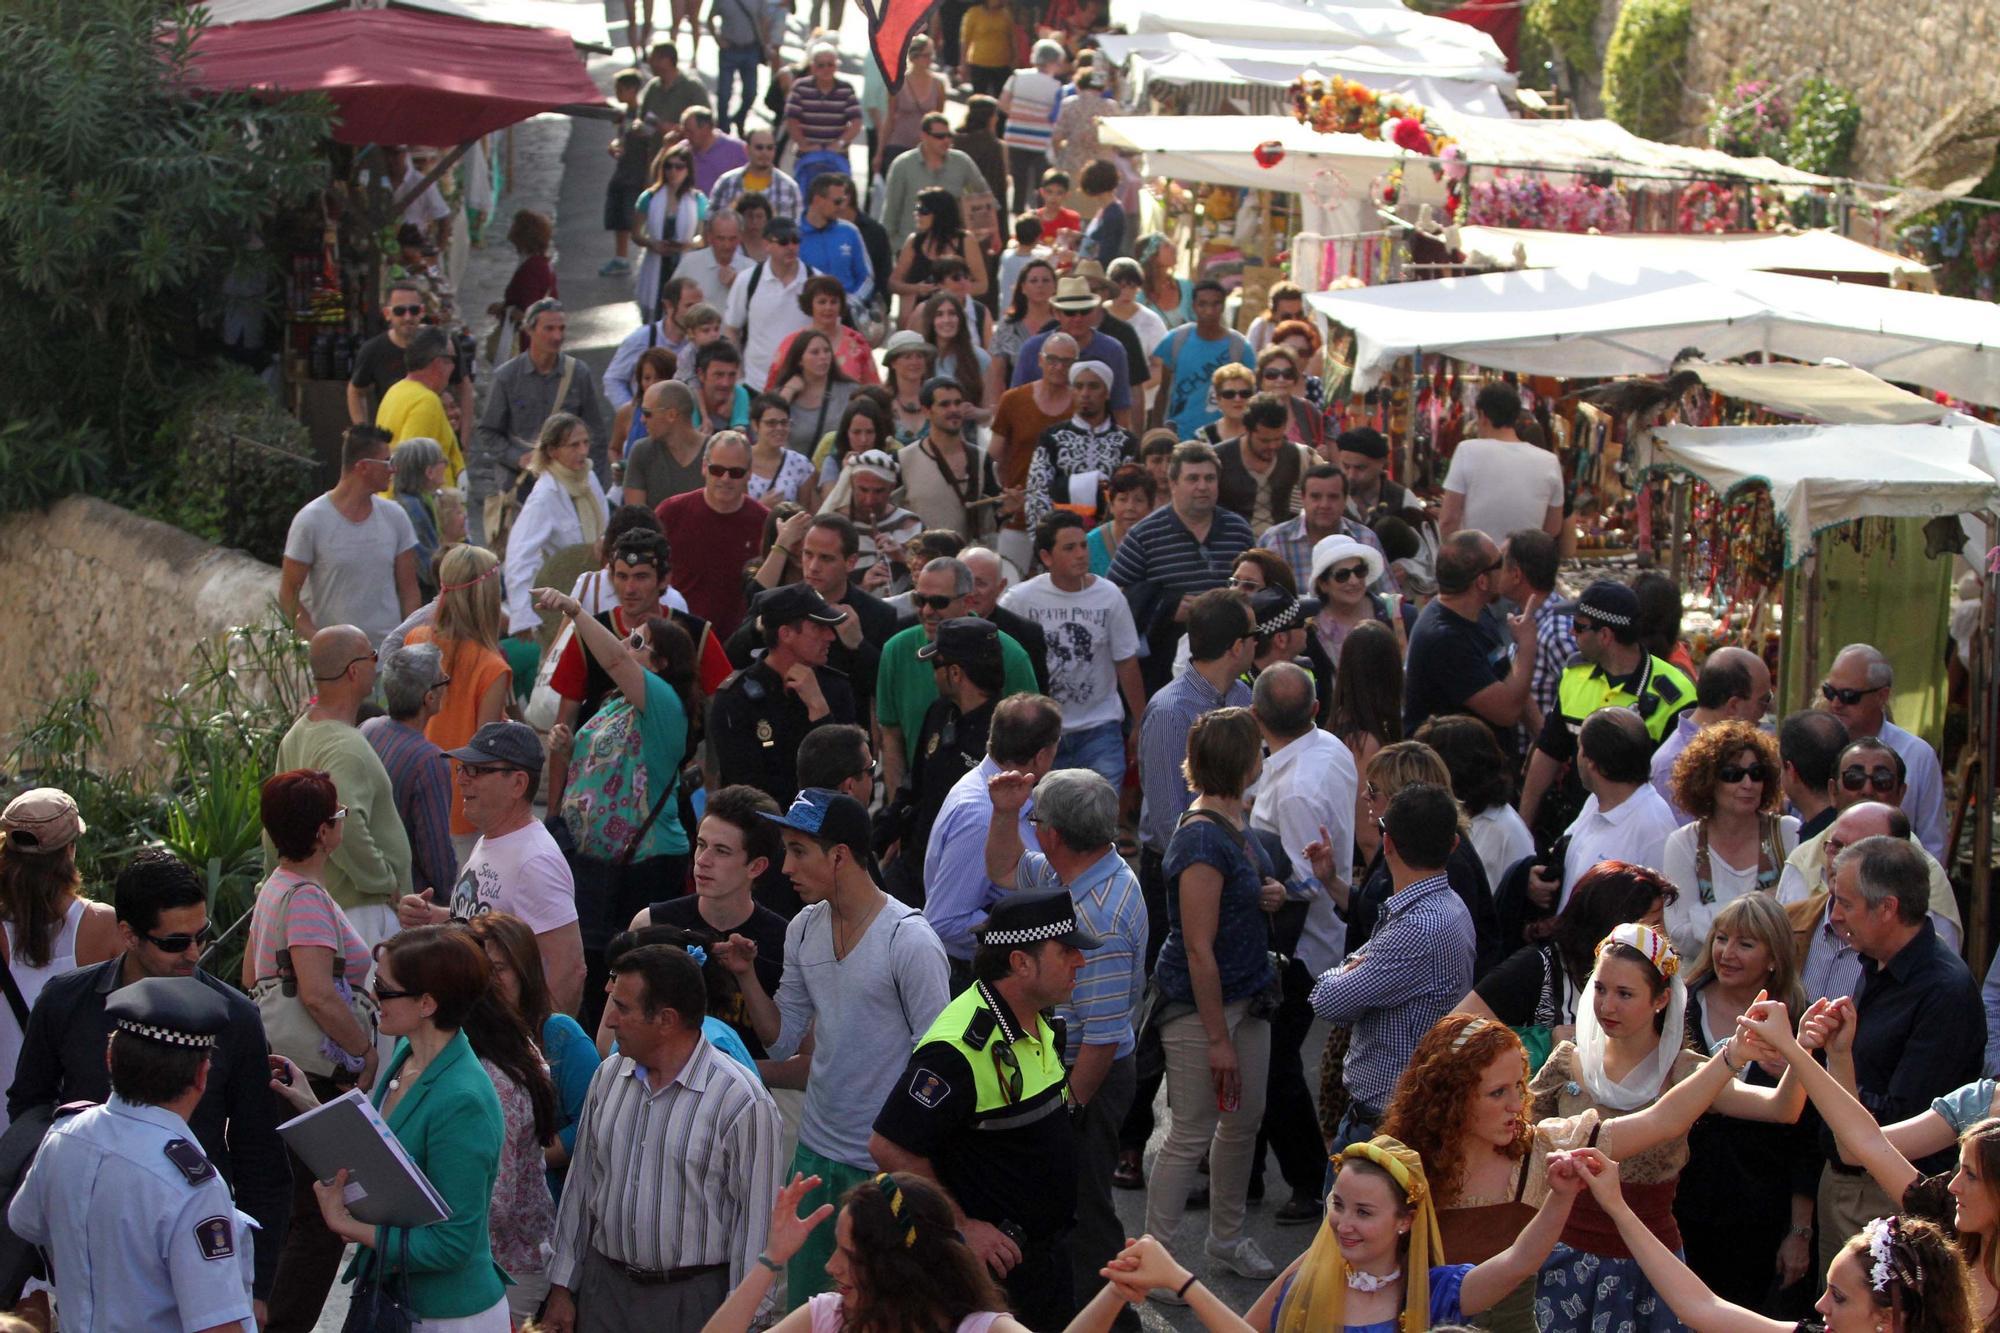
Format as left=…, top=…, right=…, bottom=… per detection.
left=1024, top=416, right=1136, bottom=529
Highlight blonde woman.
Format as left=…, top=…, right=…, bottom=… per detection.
left=406, top=545, right=513, bottom=848
left=504, top=413, right=609, bottom=638
left=1194, top=362, right=1255, bottom=447
left=1675, top=892, right=1819, bottom=1307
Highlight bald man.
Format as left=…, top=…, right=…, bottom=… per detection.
left=1820, top=643, right=1947, bottom=858
left=1650, top=645, right=1774, bottom=824
left=268, top=625, right=413, bottom=946
left=1777, top=800, right=1963, bottom=1006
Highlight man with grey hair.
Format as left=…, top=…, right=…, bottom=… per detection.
left=1820, top=643, right=1947, bottom=857
left=472, top=297, right=610, bottom=545
left=361, top=643, right=458, bottom=897
left=983, top=763, right=1145, bottom=1310
left=1816, top=833, right=1982, bottom=1272
left=875, top=557, right=1040, bottom=798
left=1247, top=660, right=1356, bottom=1222
left=962, top=545, right=1051, bottom=694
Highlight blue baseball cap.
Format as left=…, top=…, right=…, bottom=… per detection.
left=759, top=787, right=871, bottom=858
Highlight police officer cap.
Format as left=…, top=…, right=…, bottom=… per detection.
left=1249, top=588, right=1319, bottom=637
left=106, top=977, right=229, bottom=1048
left=916, top=617, right=1001, bottom=667
left=976, top=889, right=1102, bottom=951
left=1553, top=579, right=1639, bottom=629
left=759, top=583, right=847, bottom=637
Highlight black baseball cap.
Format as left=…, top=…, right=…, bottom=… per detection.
left=759, top=583, right=846, bottom=636
left=760, top=787, right=872, bottom=858
left=445, top=720, right=544, bottom=772
left=917, top=616, right=1002, bottom=667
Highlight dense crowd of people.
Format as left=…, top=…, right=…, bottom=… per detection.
left=2, top=12, right=1994, bottom=1333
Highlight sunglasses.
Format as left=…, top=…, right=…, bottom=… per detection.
left=457, top=761, right=520, bottom=779
left=1261, top=368, right=1298, bottom=381
left=1325, top=565, right=1367, bottom=584
left=371, top=979, right=417, bottom=1003
left=925, top=129, right=951, bottom=140
left=708, top=463, right=750, bottom=478
left=143, top=924, right=216, bottom=953
left=990, top=1040, right=1022, bottom=1104
left=627, top=630, right=651, bottom=651
left=1225, top=576, right=1263, bottom=590
left=1717, top=763, right=1770, bottom=785
left=1840, top=766, right=1899, bottom=793
left=915, top=594, right=956, bottom=611
left=1216, top=388, right=1253, bottom=401
left=388, top=303, right=424, bottom=316
left=328, top=805, right=349, bottom=823
left=1821, top=682, right=1883, bottom=707
left=667, top=161, right=690, bottom=171
left=315, top=649, right=378, bottom=681
left=769, top=235, right=801, bottom=246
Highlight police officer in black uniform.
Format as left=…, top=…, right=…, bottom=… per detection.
left=868, top=891, right=1096, bottom=1330
left=881, top=618, right=1004, bottom=906
left=709, top=583, right=858, bottom=805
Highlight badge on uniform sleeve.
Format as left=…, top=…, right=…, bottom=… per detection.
left=908, top=1067, right=950, bottom=1108
left=756, top=719, right=774, bottom=747
left=925, top=732, right=940, bottom=756
left=194, top=1216, right=235, bottom=1261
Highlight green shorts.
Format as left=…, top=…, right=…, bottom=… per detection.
left=785, top=1143, right=877, bottom=1306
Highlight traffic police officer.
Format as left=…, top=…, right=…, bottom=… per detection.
left=1521, top=578, right=1695, bottom=836
left=868, top=890, right=1096, bottom=1329
left=883, top=618, right=1003, bottom=905
left=709, top=582, right=858, bottom=805
left=11, top=976, right=257, bottom=1333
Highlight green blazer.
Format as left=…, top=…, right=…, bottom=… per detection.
left=344, top=1029, right=508, bottom=1318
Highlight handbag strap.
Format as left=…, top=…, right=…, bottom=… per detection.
left=0, top=942, right=28, bottom=1031
left=617, top=777, right=677, bottom=867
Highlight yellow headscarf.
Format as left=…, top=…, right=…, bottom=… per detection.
left=1275, top=1137, right=1443, bottom=1333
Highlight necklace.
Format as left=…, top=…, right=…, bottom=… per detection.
left=1344, top=1265, right=1401, bottom=1292
left=387, top=1062, right=423, bottom=1092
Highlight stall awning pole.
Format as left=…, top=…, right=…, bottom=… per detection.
left=1975, top=517, right=1998, bottom=969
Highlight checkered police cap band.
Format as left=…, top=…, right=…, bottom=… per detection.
left=114, top=1019, right=217, bottom=1048
left=1583, top=606, right=1633, bottom=627
left=981, top=920, right=1076, bottom=946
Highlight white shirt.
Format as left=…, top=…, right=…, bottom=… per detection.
left=1559, top=785, right=1679, bottom=909
left=1659, top=816, right=1801, bottom=958
left=568, top=567, right=689, bottom=615
left=504, top=469, right=610, bottom=633
left=1878, top=720, right=1948, bottom=859
left=998, top=574, right=1140, bottom=732
left=1248, top=729, right=1357, bottom=977
left=676, top=245, right=748, bottom=314
left=1469, top=804, right=1536, bottom=892
left=450, top=820, right=578, bottom=933
left=1442, top=437, right=1564, bottom=540
left=723, top=258, right=814, bottom=389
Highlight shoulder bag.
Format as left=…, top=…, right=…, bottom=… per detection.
left=249, top=880, right=377, bottom=1080
left=526, top=570, right=601, bottom=729
left=341, top=1226, right=414, bottom=1333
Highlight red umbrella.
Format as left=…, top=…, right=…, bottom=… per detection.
left=185, top=8, right=605, bottom=145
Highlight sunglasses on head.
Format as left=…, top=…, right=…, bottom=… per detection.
left=388, top=303, right=424, bottom=316
left=1718, top=762, right=1770, bottom=785
left=1821, top=682, right=1882, bottom=707
left=1216, top=388, right=1253, bottom=401
left=1840, top=765, right=1899, bottom=793
left=1325, top=565, right=1367, bottom=584
left=708, top=463, right=749, bottom=479
left=143, top=924, right=216, bottom=954
left=915, top=594, right=956, bottom=611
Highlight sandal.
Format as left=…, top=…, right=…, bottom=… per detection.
left=1112, top=1150, right=1144, bottom=1190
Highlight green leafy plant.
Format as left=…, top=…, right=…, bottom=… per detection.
left=1785, top=77, right=1862, bottom=177
left=1524, top=0, right=1603, bottom=77
left=1707, top=69, right=1791, bottom=160
left=1601, top=0, right=1692, bottom=143
left=142, top=367, right=326, bottom=564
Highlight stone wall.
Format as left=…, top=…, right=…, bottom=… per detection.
left=1680, top=0, right=2000, bottom=182
left=0, top=498, right=280, bottom=780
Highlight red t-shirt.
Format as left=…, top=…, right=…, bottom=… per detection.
left=654, top=491, right=769, bottom=639
left=548, top=603, right=735, bottom=703
left=1038, top=206, right=1082, bottom=241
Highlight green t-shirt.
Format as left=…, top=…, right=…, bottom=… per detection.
left=876, top=622, right=1039, bottom=744
left=562, top=670, right=691, bottom=860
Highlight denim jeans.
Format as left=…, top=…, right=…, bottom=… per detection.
left=1055, top=719, right=1127, bottom=790
left=715, top=44, right=762, bottom=134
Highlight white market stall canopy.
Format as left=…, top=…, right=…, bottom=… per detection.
left=1459, top=227, right=1932, bottom=288
left=1094, top=30, right=1512, bottom=118
left=1111, top=0, right=1504, bottom=63
left=1636, top=423, right=2000, bottom=565
left=1100, top=114, right=1834, bottom=198
left=1683, top=361, right=1950, bottom=425
left=193, top=0, right=611, bottom=50
left=1308, top=265, right=2000, bottom=406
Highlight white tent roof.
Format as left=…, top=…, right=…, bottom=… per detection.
left=1093, top=33, right=1511, bottom=117
left=1111, top=0, right=1504, bottom=64
left=1459, top=226, right=1931, bottom=287
left=193, top=0, right=611, bottom=50
left=1637, top=423, right=2000, bottom=565
left=1308, top=265, right=2000, bottom=406
left=1099, top=114, right=1833, bottom=196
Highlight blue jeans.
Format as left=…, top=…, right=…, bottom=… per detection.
left=716, top=44, right=762, bottom=134
left=1055, top=719, right=1126, bottom=790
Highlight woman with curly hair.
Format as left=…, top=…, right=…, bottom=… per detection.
left=1194, top=362, right=1255, bottom=447
left=1660, top=719, right=1798, bottom=958
left=701, top=1171, right=1025, bottom=1333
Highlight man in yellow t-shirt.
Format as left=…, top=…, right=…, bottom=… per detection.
left=374, top=327, right=464, bottom=485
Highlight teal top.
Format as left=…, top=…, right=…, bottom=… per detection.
left=1141, top=277, right=1194, bottom=328
left=1086, top=524, right=1116, bottom=577
left=347, top=1030, right=508, bottom=1319
left=1932, top=1077, right=1998, bottom=1133
left=561, top=669, right=691, bottom=860
left=541, top=1012, right=600, bottom=1202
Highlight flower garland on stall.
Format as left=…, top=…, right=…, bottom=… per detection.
left=1288, top=76, right=1464, bottom=218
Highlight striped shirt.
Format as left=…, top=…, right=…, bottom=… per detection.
left=783, top=77, right=860, bottom=149
left=1532, top=596, right=1577, bottom=723
left=1309, top=873, right=1476, bottom=1111
left=1018, top=848, right=1147, bottom=1060
left=708, top=164, right=802, bottom=222
left=1136, top=665, right=1251, bottom=852
left=999, top=68, right=1061, bottom=153
left=359, top=715, right=457, bottom=896
left=1107, top=502, right=1255, bottom=638
left=547, top=1040, right=784, bottom=1306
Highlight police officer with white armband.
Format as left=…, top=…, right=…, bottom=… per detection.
left=868, top=890, right=1094, bottom=1330
left=10, top=977, right=258, bottom=1333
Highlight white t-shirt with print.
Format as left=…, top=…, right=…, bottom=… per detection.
left=449, top=820, right=577, bottom=934
left=999, top=574, right=1140, bottom=731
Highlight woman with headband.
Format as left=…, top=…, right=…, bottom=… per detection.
left=1075, top=1136, right=1590, bottom=1333
left=1566, top=1149, right=1975, bottom=1333
left=1382, top=1005, right=1806, bottom=1333
left=701, top=1171, right=1032, bottom=1333
left=1529, top=922, right=1811, bottom=1333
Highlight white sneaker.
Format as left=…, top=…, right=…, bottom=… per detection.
left=1206, top=1236, right=1280, bottom=1281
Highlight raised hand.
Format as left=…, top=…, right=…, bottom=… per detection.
left=1299, top=825, right=1338, bottom=886
left=712, top=933, right=759, bottom=977
left=534, top=586, right=583, bottom=619
left=1103, top=1235, right=1192, bottom=1297
left=763, top=1173, right=835, bottom=1265
left=986, top=768, right=1039, bottom=816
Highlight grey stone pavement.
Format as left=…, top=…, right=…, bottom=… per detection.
left=312, top=10, right=1317, bottom=1325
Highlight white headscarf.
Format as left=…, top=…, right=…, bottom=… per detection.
left=1571, top=921, right=1687, bottom=1111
